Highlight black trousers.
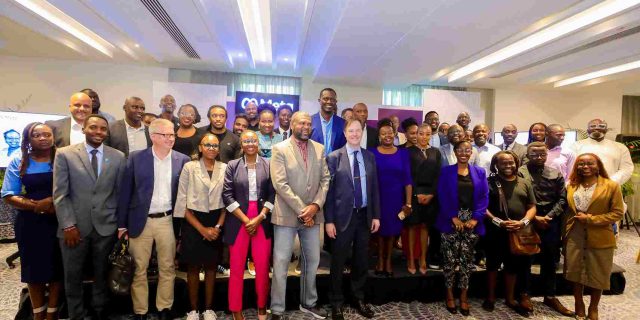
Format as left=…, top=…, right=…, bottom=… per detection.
left=539, top=219, right=561, bottom=297
left=329, top=209, right=370, bottom=308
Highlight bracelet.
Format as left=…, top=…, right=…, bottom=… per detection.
left=214, top=224, right=222, bottom=230
left=492, top=217, right=504, bottom=227
left=260, top=212, right=268, bottom=220
left=63, top=225, right=76, bottom=232
left=521, top=218, right=530, bottom=226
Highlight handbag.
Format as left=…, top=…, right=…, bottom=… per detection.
left=495, top=177, right=541, bottom=256
left=107, top=235, right=135, bottom=295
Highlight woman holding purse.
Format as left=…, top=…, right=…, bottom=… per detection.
left=483, top=150, right=537, bottom=317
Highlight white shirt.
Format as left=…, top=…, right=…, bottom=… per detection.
left=125, top=120, right=148, bottom=153
left=472, top=143, right=500, bottom=175
left=394, top=132, right=407, bottom=146
left=148, top=148, right=173, bottom=214
left=571, top=138, right=634, bottom=185
left=70, top=119, right=85, bottom=145
left=84, top=142, right=104, bottom=176
left=248, top=168, right=258, bottom=201
left=445, top=144, right=457, bottom=165
left=360, top=126, right=368, bottom=149
left=279, top=127, right=291, bottom=139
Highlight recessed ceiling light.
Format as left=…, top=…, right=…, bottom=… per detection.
left=134, top=43, right=140, bottom=48
left=554, top=59, right=640, bottom=87
left=13, top=0, right=115, bottom=57
left=237, top=0, right=272, bottom=64
left=448, top=0, right=640, bottom=82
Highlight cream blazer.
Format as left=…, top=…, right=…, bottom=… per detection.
left=174, top=159, right=226, bottom=217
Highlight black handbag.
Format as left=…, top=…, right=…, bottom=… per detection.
left=107, top=235, right=134, bottom=295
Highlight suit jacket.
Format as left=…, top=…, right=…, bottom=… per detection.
left=498, top=142, right=527, bottom=163
left=270, top=138, right=331, bottom=227
left=53, top=143, right=126, bottom=238
left=439, top=143, right=477, bottom=167
left=105, top=119, right=152, bottom=157
left=435, top=164, right=489, bottom=235
left=365, top=126, right=379, bottom=149
left=222, top=156, right=275, bottom=244
left=275, top=127, right=291, bottom=139
left=310, top=113, right=347, bottom=153
left=174, top=159, right=226, bottom=217
left=46, top=117, right=72, bottom=148
left=565, top=176, right=624, bottom=249
left=116, top=148, right=190, bottom=238
left=438, top=133, right=449, bottom=146
left=325, top=146, right=380, bottom=232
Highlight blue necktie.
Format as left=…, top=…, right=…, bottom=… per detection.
left=353, top=151, right=363, bottom=208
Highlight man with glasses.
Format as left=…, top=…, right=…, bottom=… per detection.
left=106, top=97, right=151, bottom=157
left=197, top=105, right=242, bottom=163
left=518, top=142, right=572, bottom=316
left=117, top=119, right=190, bottom=320
left=439, top=124, right=477, bottom=166
left=571, top=119, right=633, bottom=186
left=424, top=111, right=446, bottom=147
left=545, top=124, right=575, bottom=182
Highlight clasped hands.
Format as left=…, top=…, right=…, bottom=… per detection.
left=297, top=203, right=320, bottom=227
left=451, top=217, right=477, bottom=232
left=33, top=196, right=55, bottom=214
left=242, top=214, right=264, bottom=236
left=574, top=211, right=592, bottom=223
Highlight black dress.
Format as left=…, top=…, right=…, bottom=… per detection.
left=173, top=130, right=200, bottom=158
left=405, top=146, right=442, bottom=226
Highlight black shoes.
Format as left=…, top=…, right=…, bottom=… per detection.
left=353, top=300, right=375, bottom=319
left=271, top=314, right=286, bottom=320
left=331, top=306, right=344, bottom=320
left=133, top=314, right=148, bottom=320
left=299, top=305, right=328, bottom=319
left=158, top=308, right=173, bottom=320
left=482, top=300, right=495, bottom=312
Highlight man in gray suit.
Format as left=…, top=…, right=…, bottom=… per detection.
left=270, top=111, right=331, bottom=320
left=439, top=124, right=477, bottom=167
left=498, top=124, right=527, bottom=162
left=53, top=114, right=126, bottom=320
left=106, top=97, right=152, bottom=157
left=46, top=92, right=93, bottom=148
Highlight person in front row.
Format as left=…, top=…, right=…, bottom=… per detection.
left=564, top=153, right=624, bottom=320
left=269, top=111, right=331, bottom=320
left=2, top=123, right=63, bottom=320
left=325, top=119, right=381, bottom=320
left=117, top=119, right=190, bottom=320
left=53, top=115, right=126, bottom=320
left=223, top=130, right=275, bottom=320
left=174, top=133, right=227, bottom=320
left=483, top=151, right=537, bottom=317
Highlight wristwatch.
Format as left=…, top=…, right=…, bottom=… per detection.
left=214, top=224, right=222, bottom=230
left=521, top=218, right=530, bottom=227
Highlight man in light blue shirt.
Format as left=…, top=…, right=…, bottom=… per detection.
left=471, top=124, right=500, bottom=175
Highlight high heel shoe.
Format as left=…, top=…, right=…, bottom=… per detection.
left=445, top=299, right=457, bottom=314
left=459, top=300, right=470, bottom=316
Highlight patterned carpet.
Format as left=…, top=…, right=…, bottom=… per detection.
left=1, top=229, right=639, bottom=320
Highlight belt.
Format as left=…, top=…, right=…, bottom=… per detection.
left=148, top=210, right=172, bottom=219
left=352, top=207, right=367, bottom=214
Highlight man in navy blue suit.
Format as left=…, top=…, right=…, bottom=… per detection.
left=325, top=118, right=380, bottom=320
left=117, top=119, right=190, bottom=320
left=311, top=88, right=347, bottom=155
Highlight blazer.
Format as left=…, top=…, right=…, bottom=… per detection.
left=116, top=148, right=190, bottom=238
left=435, top=164, right=489, bottom=235
left=174, top=159, right=226, bottom=217
left=565, top=176, right=624, bottom=249
left=325, top=146, right=380, bottom=232
left=46, top=117, right=72, bottom=148
left=310, top=113, right=347, bottom=153
left=270, top=138, right=331, bottom=227
left=222, top=156, right=275, bottom=244
left=53, top=143, right=126, bottom=238
left=498, top=142, right=527, bottom=163
left=105, top=119, right=152, bottom=157
left=439, top=143, right=477, bottom=167
left=365, top=126, right=379, bottom=149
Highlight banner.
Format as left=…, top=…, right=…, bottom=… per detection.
left=235, top=91, right=300, bottom=115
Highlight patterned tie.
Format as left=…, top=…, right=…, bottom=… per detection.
left=90, top=149, right=99, bottom=177
left=283, top=131, right=288, bottom=139
left=353, top=151, right=363, bottom=208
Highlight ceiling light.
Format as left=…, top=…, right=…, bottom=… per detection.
left=448, top=0, right=640, bottom=82
left=237, top=0, right=272, bottom=64
left=134, top=43, right=140, bottom=48
left=283, top=57, right=289, bottom=62
left=554, top=59, right=640, bottom=87
left=12, top=0, right=114, bottom=57
left=237, top=53, right=244, bottom=57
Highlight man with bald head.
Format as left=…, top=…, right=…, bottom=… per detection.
left=545, top=124, right=576, bottom=182
left=245, top=101, right=260, bottom=131
left=438, top=124, right=477, bottom=166
left=106, top=97, right=152, bottom=157
left=471, top=124, right=500, bottom=174
left=497, top=124, right=527, bottom=162
left=352, top=103, right=378, bottom=149
left=46, top=92, right=93, bottom=148
left=389, top=115, right=406, bottom=146
left=572, top=119, right=634, bottom=185
left=456, top=112, right=471, bottom=131
left=158, top=94, right=179, bottom=127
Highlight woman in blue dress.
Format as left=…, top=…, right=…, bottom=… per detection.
left=1, top=122, right=63, bottom=320
left=371, top=118, right=412, bottom=277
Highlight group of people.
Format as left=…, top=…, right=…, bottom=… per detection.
left=0, top=87, right=634, bottom=320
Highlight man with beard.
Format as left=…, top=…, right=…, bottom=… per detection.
left=158, top=94, right=179, bottom=127
left=310, top=88, right=346, bottom=155
left=270, top=111, right=330, bottom=320
left=545, top=124, right=576, bottom=182
left=424, top=111, right=446, bottom=147
left=497, top=124, right=527, bottom=162
left=81, top=88, right=116, bottom=124
left=439, top=124, right=476, bottom=166
left=245, top=101, right=260, bottom=131
left=106, top=97, right=152, bottom=157
left=232, top=113, right=250, bottom=135
left=456, top=112, right=471, bottom=131
left=275, top=104, right=293, bottom=139
left=197, top=105, right=242, bottom=163
left=46, top=92, right=93, bottom=148
left=471, top=124, right=500, bottom=175
left=352, top=103, right=378, bottom=149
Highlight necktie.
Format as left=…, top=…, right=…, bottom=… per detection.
left=353, top=151, right=363, bottom=208
left=421, top=149, right=427, bottom=158
left=283, top=131, right=288, bottom=139
left=90, top=149, right=99, bottom=177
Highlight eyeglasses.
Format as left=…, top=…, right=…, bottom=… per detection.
left=179, top=112, right=195, bottom=118
left=153, top=133, right=175, bottom=139
left=241, top=139, right=258, bottom=144
left=201, top=143, right=219, bottom=150
left=527, top=153, right=547, bottom=158
left=589, top=124, right=607, bottom=129
left=455, top=148, right=473, bottom=154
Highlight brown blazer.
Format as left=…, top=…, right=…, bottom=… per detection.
left=565, top=176, right=624, bottom=249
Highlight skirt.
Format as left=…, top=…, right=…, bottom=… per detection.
left=564, top=225, right=614, bottom=290
left=180, top=209, right=223, bottom=267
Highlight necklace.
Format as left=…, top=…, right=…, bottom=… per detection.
left=581, top=181, right=596, bottom=188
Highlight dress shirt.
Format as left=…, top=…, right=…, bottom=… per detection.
left=429, top=134, right=441, bottom=148
left=571, top=138, right=634, bottom=185
left=125, top=120, right=148, bottom=154
left=70, top=119, right=85, bottom=145
left=546, top=145, right=576, bottom=183
left=279, top=127, right=291, bottom=139
left=257, top=131, right=284, bottom=160
left=148, top=148, right=173, bottom=214
left=503, top=142, right=514, bottom=151
left=472, top=142, right=500, bottom=175
left=321, top=116, right=334, bottom=154
left=346, top=144, right=367, bottom=208
left=295, top=138, right=309, bottom=168
left=248, top=168, right=258, bottom=201
left=84, top=142, right=104, bottom=176
left=518, top=164, right=567, bottom=218
left=445, top=144, right=457, bottom=165
left=360, top=126, right=368, bottom=149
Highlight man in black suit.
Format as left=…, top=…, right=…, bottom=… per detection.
left=498, top=124, right=527, bottom=162
left=274, top=104, right=293, bottom=139
left=46, top=92, right=93, bottom=148
left=424, top=111, right=447, bottom=147
left=325, top=118, right=381, bottom=320
left=105, top=97, right=152, bottom=157
left=352, top=103, right=378, bottom=149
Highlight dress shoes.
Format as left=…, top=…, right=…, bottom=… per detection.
left=331, top=306, right=344, bottom=320
left=353, top=300, right=375, bottom=319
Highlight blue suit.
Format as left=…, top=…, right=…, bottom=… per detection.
left=310, top=113, right=347, bottom=154
left=116, top=148, right=190, bottom=238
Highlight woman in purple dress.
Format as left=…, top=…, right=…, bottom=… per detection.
left=371, top=118, right=412, bottom=277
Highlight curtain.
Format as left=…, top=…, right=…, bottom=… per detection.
left=169, top=69, right=301, bottom=96
left=622, top=95, right=640, bottom=134
left=383, top=84, right=467, bottom=107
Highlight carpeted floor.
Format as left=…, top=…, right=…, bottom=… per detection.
left=2, top=229, right=639, bottom=320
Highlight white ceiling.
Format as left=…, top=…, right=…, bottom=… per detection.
left=1, top=0, right=640, bottom=90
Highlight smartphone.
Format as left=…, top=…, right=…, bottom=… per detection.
left=397, top=211, right=406, bottom=220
